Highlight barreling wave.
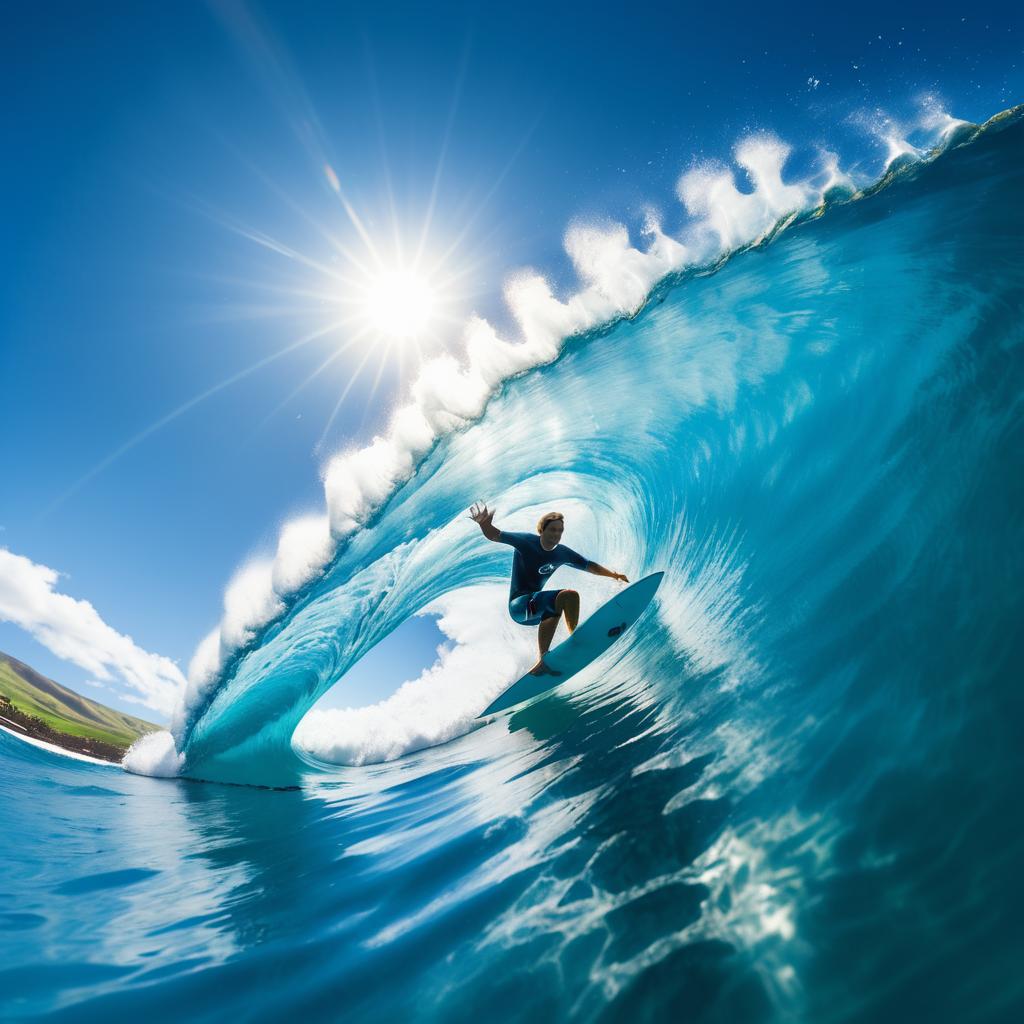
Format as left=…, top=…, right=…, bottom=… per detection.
left=124, top=102, right=1022, bottom=785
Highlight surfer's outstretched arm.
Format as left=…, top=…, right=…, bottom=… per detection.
left=468, top=501, right=501, bottom=541
left=586, top=562, right=629, bottom=583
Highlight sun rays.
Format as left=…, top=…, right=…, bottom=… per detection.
left=38, top=7, right=543, bottom=519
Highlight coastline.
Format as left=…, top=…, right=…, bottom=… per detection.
left=0, top=722, right=119, bottom=767
left=0, top=699, right=128, bottom=764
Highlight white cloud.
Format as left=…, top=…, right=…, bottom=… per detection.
left=0, top=548, right=185, bottom=717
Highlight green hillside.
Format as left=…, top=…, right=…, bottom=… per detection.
left=0, top=652, right=161, bottom=748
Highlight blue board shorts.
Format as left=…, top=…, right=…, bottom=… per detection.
left=508, top=589, right=563, bottom=626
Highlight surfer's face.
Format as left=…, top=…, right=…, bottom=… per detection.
left=540, top=517, right=564, bottom=548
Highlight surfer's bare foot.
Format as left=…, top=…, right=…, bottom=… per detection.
left=529, top=659, right=561, bottom=677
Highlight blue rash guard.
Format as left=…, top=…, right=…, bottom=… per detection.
left=497, top=531, right=590, bottom=625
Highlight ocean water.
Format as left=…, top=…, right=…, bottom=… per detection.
left=3, top=108, right=1023, bottom=1022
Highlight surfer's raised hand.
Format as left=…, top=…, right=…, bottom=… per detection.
left=468, top=501, right=493, bottom=524
left=469, top=501, right=501, bottom=541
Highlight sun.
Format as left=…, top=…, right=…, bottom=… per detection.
left=361, top=268, right=438, bottom=341
left=180, top=151, right=490, bottom=453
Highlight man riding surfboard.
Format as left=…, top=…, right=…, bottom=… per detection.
left=469, top=502, right=629, bottom=676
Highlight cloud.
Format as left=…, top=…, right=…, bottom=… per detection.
left=0, top=548, right=186, bottom=717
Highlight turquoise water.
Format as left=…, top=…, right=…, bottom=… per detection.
left=3, top=109, right=1023, bottom=1021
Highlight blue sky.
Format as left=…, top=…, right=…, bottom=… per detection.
left=1, top=0, right=1019, bottom=721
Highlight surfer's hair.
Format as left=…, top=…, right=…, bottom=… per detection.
left=537, top=512, right=565, bottom=534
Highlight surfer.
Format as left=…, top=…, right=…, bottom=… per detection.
left=469, top=502, right=629, bottom=676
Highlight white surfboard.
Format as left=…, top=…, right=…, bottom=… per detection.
left=479, top=571, right=664, bottom=717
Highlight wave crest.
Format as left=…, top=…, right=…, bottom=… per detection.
left=154, top=100, right=1003, bottom=773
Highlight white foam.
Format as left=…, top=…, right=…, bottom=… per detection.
left=175, top=625, right=222, bottom=738
left=293, top=584, right=533, bottom=766
left=174, top=557, right=288, bottom=741
left=916, top=93, right=971, bottom=144
left=122, top=729, right=185, bottom=777
left=815, top=150, right=856, bottom=194
left=220, top=558, right=284, bottom=653
left=882, top=133, right=922, bottom=169
left=855, top=95, right=973, bottom=172
left=272, top=514, right=333, bottom=596
left=565, top=219, right=674, bottom=309
left=678, top=136, right=814, bottom=254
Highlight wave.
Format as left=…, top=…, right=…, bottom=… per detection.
left=124, top=101, right=1022, bottom=784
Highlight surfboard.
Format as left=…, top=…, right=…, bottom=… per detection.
left=479, top=571, right=664, bottom=717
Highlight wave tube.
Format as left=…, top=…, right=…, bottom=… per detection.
left=121, top=106, right=1024, bottom=787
